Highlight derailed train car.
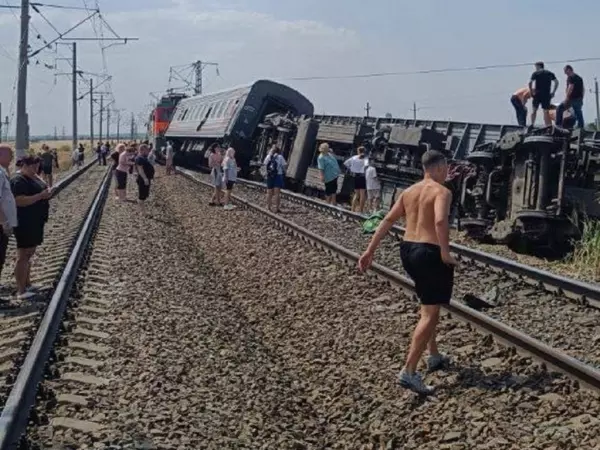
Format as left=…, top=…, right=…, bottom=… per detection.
left=164, top=79, right=314, bottom=175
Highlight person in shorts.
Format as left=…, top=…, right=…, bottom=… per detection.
left=365, top=159, right=381, bottom=213
left=344, top=146, right=367, bottom=213
left=529, top=61, right=559, bottom=126
left=11, top=156, right=52, bottom=300
left=263, top=145, right=287, bottom=213
left=510, top=86, right=531, bottom=127
left=39, top=144, right=55, bottom=187
left=115, top=143, right=133, bottom=201
left=317, top=143, right=340, bottom=205
left=207, top=143, right=223, bottom=206
left=135, top=144, right=154, bottom=205
left=222, top=147, right=238, bottom=210
left=358, top=150, right=458, bottom=395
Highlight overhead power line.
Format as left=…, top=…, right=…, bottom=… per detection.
left=285, top=56, right=600, bottom=81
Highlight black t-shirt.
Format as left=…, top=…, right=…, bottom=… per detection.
left=530, top=69, right=557, bottom=97
left=40, top=152, right=54, bottom=169
left=110, top=151, right=119, bottom=168
left=10, top=173, right=49, bottom=228
left=567, top=73, right=584, bottom=100
left=135, top=155, right=154, bottom=180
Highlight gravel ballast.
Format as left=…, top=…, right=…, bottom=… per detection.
left=29, top=170, right=600, bottom=449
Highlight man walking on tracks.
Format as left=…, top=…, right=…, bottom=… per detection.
left=358, top=150, right=457, bottom=394
left=529, top=61, right=559, bottom=126
left=510, top=86, right=531, bottom=127
left=556, top=65, right=585, bottom=128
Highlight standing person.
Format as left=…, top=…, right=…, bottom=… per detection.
left=110, top=144, right=122, bottom=198
left=78, top=143, right=85, bottom=166
left=358, top=150, right=457, bottom=394
left=39, top=144, right=55, bottom=187
left=556, top=65, right=585, bottom=128
left=165, top=141, right=174, bottom=175
left=344, top=146, right=367, bottom=213
left=222, top=147, right=238, bottom=210
left=96, top=142, right=103, bottom=164
left=529, top=61, right=559, bottom=126
left=264, top=145, right=287, bottom=213
left=101, top=142, right=109, bottom=166
left=115, top=144, right=133, bottom=201
left=207, top=143, right=223, bottom=206
left=147, top=143, right=156, bottom=166
left=317, top=143, right=341, bottom=205
left=135, top=144, right=155, bottom=206
left=365, top=159, right=381, bottom=213
left=11, top=156, right=52, bottom=300
left=72, top=146, right=80, bottom=168
left=510, top=86, right=531, bottom=127
left=0, top=145, right=17, bottom=288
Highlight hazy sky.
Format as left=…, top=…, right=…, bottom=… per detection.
left=1, top=0, right=600, bottom=137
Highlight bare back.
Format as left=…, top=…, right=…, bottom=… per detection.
left=400, top=179, right=451, bottom=245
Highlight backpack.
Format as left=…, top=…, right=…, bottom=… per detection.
left=266, top=155, right=279, bottom=178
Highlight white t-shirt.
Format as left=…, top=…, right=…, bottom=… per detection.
left=0, top=167, right=17, bottom=228
left=344, top=155, right=366, bottom=174
left=365, top=166, right=380, bottom=191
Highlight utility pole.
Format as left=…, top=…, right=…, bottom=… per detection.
left=15, top=0, right=30, bottom=158
left=62, top=126, right=65, bottom=139
left=412, top=102, right=417, bottom=121
left=107, top=108, right=110, bottom=142
left=595, top=78, right=600, bottom=130
left=116, top=111, right=120, bottom=141
left=365, top=102, right=371, bottom=118
left=99, top=95, right=103, bottom=143
left=3, top=117, right=8, bottom=142
left=71, top=42, right=78, bottom=152
left=89, top=79, right=93, bottom=149
left=54, top=126, right=57, bottom=141
left=130, top=112, right=134, bottom=140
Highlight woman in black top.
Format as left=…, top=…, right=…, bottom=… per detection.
left=11, top=156, right=52, bottom=300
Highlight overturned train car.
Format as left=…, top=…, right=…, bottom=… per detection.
left=458, top=126, right=600, bottom=251
left=164, top=80, right=314, bottom=175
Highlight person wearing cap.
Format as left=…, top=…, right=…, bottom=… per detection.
left=0, top=145, right=17, bottom=289
left=10, top=155, right=51, bottom=300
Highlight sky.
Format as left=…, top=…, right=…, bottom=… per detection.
left=2, top=0, right=600, bottom=138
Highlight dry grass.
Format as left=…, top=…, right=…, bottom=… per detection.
left=566, top=220, right=600, bottom=281
left=4, top=140, right=93, bottom=175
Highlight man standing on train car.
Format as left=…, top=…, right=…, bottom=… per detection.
left=510, top=86, right=531, bottom=127
left=529, top=62, right=559, bottom=127
left=556, top=65, right=585, bottom=129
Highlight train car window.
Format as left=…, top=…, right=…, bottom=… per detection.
left=216, top=101, right=226, bottom=118
left=209, top=103, right=217, bottom=118
left=191, top=105, right=200, bottom=121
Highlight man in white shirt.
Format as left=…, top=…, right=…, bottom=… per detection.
left=0, top=145, right=17, bottom=287
left=165, top=142, right=174, bottom=175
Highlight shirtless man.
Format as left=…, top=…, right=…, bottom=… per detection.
left=510, top=87, right=531, bottom=127
left=358, top=150, right=458, bottom=394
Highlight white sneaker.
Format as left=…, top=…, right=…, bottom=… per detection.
left=398, top=369, right=434, bottom=395
left=16, top=291, right=37, bottom=301
left=223, top=204, right=236, bottom=210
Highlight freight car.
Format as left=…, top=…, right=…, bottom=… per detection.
left=163, top=79, right=314, bottom=175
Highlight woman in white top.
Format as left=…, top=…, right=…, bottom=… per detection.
left=365, top=159, right=381, bottom=213
left=343, top=146, right=367, bottom=213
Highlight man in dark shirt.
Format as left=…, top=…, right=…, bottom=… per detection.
left=528, top=61, right=559, bottom=126
left=556, top=65, right=585, bottom=128
left=39, top=144, right=55, bottom=187
left=135, top=144, right=155, bottom=205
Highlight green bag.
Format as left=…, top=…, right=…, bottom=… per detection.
left=362, top=210, right=386, bottom=234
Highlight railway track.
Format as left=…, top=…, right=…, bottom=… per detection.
left=0, top=164, right=110, bottom=449
left=179, top=168, right=600, bottom=392
left=184, top=169, right=600, bottom=369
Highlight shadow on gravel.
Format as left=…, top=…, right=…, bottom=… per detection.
left=441, top=365, right=560, bottom=393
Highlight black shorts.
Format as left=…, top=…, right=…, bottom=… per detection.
left=400, top=241, right=454, bottom=305
left=115, top=170, right=127, bottom=190
left=137, top=178, right=150, bottom=200
left=226, top=181, right=235, bottom=191
left=532, top=95, right=552, bottom=110
left=42, top=165, right=52, bottom=175
left=324, top=179, right=338, bottom=196
left=14, top=224, right=44, bottom=249
left=353, top=174, right=366, bottom=190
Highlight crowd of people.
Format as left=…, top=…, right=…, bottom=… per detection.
left=109, top=140, right=156, bottom=205
left=511, top=62, right=585, bottom=128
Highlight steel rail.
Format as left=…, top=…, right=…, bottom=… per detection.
left=178, top=168, right=600, bottom=392
left=50, top=158, right=97, bottom=198
left=232, top=176, right=600, bottom=309
left=0, top=167, right=112, bottom=450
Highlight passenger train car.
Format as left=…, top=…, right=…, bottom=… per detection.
left=164, top=79, right=314, bottom=174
